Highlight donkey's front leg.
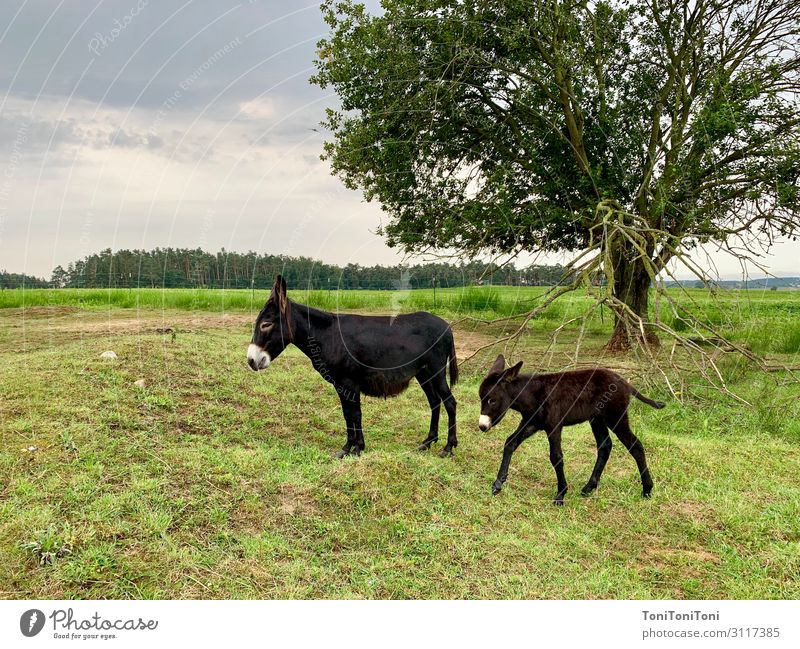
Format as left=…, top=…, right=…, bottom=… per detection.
left=492, top=420, right=535, bottom=494
left=350, top=391, right=364, bottom=454
left=336, top=389, right=363, bottom=458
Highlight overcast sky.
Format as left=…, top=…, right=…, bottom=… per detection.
left=0, top=0, right=797, bottom=280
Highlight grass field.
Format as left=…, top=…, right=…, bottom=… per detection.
left=1, top=289, right=799, bottom=598
left=3, top=285, right=800, bottom=353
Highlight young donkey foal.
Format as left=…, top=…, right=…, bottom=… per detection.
left=478, top=355, right=664, bottom=504
left=248, top=275, right=458, bottom=457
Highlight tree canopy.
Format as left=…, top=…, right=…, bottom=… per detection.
left=0, top=271, right=49, bottom=289
left=38, top=247, right=568, bottom=290
left=313, top=0, right=800, bottom=347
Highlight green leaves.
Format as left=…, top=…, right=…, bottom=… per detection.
left=314, top=0, right=800, bottom=256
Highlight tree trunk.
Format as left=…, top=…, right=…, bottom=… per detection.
left=605, top=248, right=659, bottom=352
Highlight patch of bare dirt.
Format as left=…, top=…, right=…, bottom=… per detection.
left=0, top=310, right=255, bottom=354
left=68, top=312, right=252, bottom=335
left=450, top=327, right=496, bottom=360
left=645, top=547, right=721, bottom=564
left=4, top=306, right=83, bottom=318
left=662, top=500, right=720, bottom=528
left=276, top=484, right=318, bottom=517
left=4, top=311, right=251, bottom=337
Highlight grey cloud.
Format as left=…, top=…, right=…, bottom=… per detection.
left=0, top=0, right=381, bottom=112
left=0, top=113, right=170, bottom=158
left=0, top=114, right=81, bottom=153
left=109, top=128, right=145, bottom=148
left=0, top=0, right=382, bottom=166
left=107, top=127, right=163, bottom=151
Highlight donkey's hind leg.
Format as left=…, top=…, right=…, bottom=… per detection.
left=608, top=410, right=653, bottom=497
left=416, top=371, right=441, bottom=451
left=582, top=417, right=613, bottom=495
left=432, top=371, right=457, bottom=458
left=439, top=390, right=457, bottom=457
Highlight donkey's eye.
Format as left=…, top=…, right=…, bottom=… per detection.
left=259, top=321, right=274, bottom=333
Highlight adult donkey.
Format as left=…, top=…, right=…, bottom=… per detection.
left=247, top=275, right=459, bottom=457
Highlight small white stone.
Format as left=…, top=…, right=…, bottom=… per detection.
left=134, top=379, right=147, bottom=388
left=100, top=351, right=118, bottom=360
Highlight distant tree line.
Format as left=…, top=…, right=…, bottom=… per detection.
left=42, top=248, right=570, bottom=290
left=0, top=271, right=50, bottom=289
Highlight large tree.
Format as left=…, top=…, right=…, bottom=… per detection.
left=313, top=0, right=800, bottom=349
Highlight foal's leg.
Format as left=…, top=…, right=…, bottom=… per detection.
left=582, top=418, right=613, bottom=495
left=546, top=426, right=568, bottom=505
left=608, top=411, right=653, bottom=497
left=416, top=373, right=441, bottom=451
left=336, top=389, right=363, bottom=458
left=492, top=421, right=536, bottom=494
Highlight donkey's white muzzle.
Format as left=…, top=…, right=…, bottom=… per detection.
left=247, top=344, right=271, bottom=371
left=478, top=414, right=492, bottom=431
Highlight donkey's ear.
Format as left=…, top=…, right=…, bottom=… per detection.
left=272, top=274, right=287, bottom=296
left=489, top=354, right=506, bottom=375
left=503, top=360, right=523, bottom=381
left=270, top=274, right=288, bottom=310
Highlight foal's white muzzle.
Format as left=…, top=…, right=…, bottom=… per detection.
left=247, top=344, right=271, bottom=371
left=478, top=414, right=492, bottom=431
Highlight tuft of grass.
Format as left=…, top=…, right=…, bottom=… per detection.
left=667, top=314, right=691, bottom=332
left=60, top=431, right=79, bottom=456
left=735, top=318, right=800, bottom=354
left=20, top=523, right=76, bottom=565
left=782, top=322, right=800, bottom=354
left=538, top=299, right=567, bottom=322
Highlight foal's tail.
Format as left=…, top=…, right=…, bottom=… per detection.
left=448, top=332, right=459, bottom=387
left=630, top=386, right=665, bottom=409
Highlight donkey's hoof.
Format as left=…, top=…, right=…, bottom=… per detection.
left=580, top=484, right=596, bottom=496
left=336, top=448, right=350, bottom=459
left=491, top=481, right=502, bottom=495
left=417, top=442, right=433, bottom=452
left=642, top=489, right=652, bottom=498
left=438, top=447, right=454, bottom=458
left=553, top=498, right=565, bottom=506
left=350, top=447, right=362, bottom=457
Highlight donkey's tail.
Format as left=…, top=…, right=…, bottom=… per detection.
left=630, top=386, right=665, bottom=409
left=448, top=332, right=459, bottom=387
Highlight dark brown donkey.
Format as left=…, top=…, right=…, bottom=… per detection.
left=478, top=355, right=664, bottom=504
left=248, top=275, right=458, bottom=457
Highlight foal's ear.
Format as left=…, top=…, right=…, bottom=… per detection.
left=489, top=354, right=506, bottom=375
left=503, top=361, right=523, bottom=381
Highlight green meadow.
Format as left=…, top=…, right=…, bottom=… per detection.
left=3, top=285, right=800, bottom=353
left=0, top=288, right=798, bottom=598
